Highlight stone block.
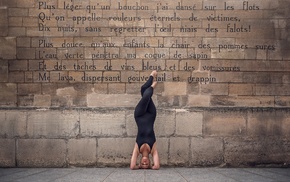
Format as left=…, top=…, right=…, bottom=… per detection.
left=204, top=110, right=246, bottom=136
left=157, top=95, right=187, bottom=107
left=169, top=137, right=189, bottom=165
left=16, top=48, right=35, bottom=59
left=125, top=83, right=141, bottom=94
left=0, top=37, right=16, bottom=59
left=277, top=110, right=290, bottom=138
left=191, top=137, right=223, bottom=166
left=210, top=96, right=275, bottom=107
left=17, top=139, right=66, bottom=167
left=8, top=27, right=26, bottom=36
left=121, top=71, right=139, bottom=83
left=92, top=83, right=108, bottom=94
left=210, top=72, right=243, bottom=83
left=0, top=139, right=15, bottom=167
left=26, top=27, right=44, bottom=37
left=0, top=0, right=16, bottom=7
left=27, top=110, right=79, bottom=138
left=18, top=95, right=34, bottom=107
left=16, top=0, right=35, bottom=8
left=155, top=109, right=175, bottom=137
left=0, top=111, right=27, bottom=138
left=33, top=94, right=51, bottom=107
left=0, top=83, right=17, bottom=106
left=243, top=72, right=271, bottom=84
left=200, top=83, right=229, bottom=96
left=224, top=137, right=290, bottom=167
left=256, top=84, right=278, bottom=96
left=80, top=110, right=126, bottom=137
left=211, top=48, right=245, bottom=59
left=163, top=82, right=187, bottom=96
left=87, top=94, right=140, bottom=107
left=156, top=138, right=169, bottom=165
left=247, top=110, right=282, bottom=136
left=18, top=83, right=41, bottom=95
left=108, top=83, right=126, bottom=94
left=8, top=16, right=22, bottom=27
left=16, top=37, right=31, bottom=47
left=125, top=110, right=137, bottom=137
left=67, top=139, right=97, bottom=166
left=176, top=110, right=203, bottom=136
left=187, top=95, right=210, bottom=107
left=8, top=60, right=28, bottom=71
left=0, top=60, right=8, bottom=82
left=53, top=86, right=78, bottom=107
left=229, top=84, right=254, bottom=96
left=0, top=8, right=8, bottom=36
left=97, top=138, right=134, bottom=166
left=8, top=71, right=25, bottom=83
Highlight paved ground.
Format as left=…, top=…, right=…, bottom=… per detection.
left=0, top=167, right=289, bottom=182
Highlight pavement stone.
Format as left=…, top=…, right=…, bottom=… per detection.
left=0, top=167, right=289, bottom=182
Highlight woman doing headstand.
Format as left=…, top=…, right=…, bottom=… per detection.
left=130, top=70, right=160, bottom=170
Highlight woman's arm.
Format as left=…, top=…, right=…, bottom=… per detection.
left=130, top=143, right=140, bottom=170
left=151, top=143, right=160, bottom=170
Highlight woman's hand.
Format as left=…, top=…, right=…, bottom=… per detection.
left=151, top=164, right=160, bottom=170
left=130, top=164, right=140, bottom=170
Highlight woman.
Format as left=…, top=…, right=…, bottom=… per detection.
left=130, top=70, right=160, bottom=170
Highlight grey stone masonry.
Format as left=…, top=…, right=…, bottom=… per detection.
left=0, top=107, right=289, bottom=168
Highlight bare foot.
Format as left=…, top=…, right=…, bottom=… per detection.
left=150, top=70, right=157, bottom=78
left=151, top=81, right=157, bottom=89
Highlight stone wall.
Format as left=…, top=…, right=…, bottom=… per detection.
left=0, top=0, right=290, bottom=167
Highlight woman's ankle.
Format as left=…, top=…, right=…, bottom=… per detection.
left=151, top=81, right=157, bottom=89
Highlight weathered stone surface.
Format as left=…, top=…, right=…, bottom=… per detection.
left=210, top=96, right=275, bottom=107
left=169, top=137, right=190, bottom=165
left=224, top=137, right=290, bottom=167
left=0, top=83, right=17, bottom=106
left=200, top=83, right=229, bottom=96
left=187, top=95, right=211, bottom=107
left=0, top=0, right=289, bottom=168
left=67, top=139, right=97, bottom=166
left=0, top=111, right=26, bottom=138
left=0, top=139, right=15, bottom=167
left=0, top=8, right=8, bottom=36
left=80, top=110, right=126, bottom=137
left=87, top=94, right=140, bottom=107
left=27, top=110, right=79, bottom=138
left=125, top=110, right=137, bottom=137
left=0, top=37, right=16, bottom=59
left=191, top=137, right=223, bottom=166
left=17, top=139, right=66, bottom=167
left=204, top=110, right=247, bottom=136
left=163, top=82, right=187, bottom=96
left=275, top=96, right=290, bottom=107
left=176, top=110, right=203, bottom=136
left=0, top=60, right=8, bottom=82
left=156, top=137, right=169, bottom=165
left=247, top=110, right=282, bottom=136
left=97, top=138, right=134, bottom=166
left=154, top=109, right=175, bottom=137
left=33, top=94, right=51, bottom=107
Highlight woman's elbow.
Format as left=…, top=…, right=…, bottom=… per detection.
left=152, top=164, right=160, bottom=170
left=130, top=164, right=138, bottom=170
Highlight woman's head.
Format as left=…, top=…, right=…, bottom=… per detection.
left=140, top=156, right=151, bottom=169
